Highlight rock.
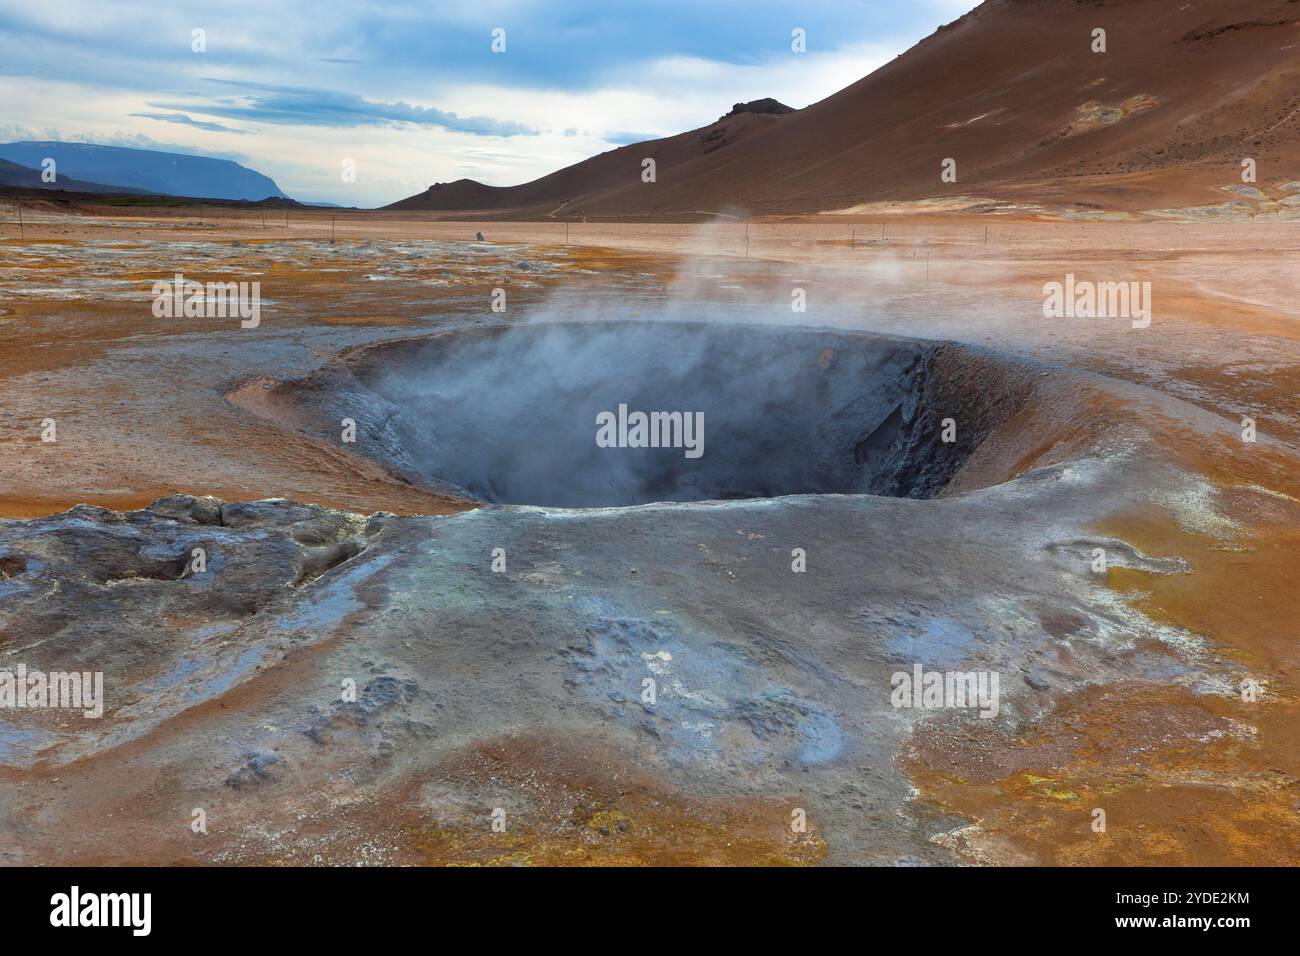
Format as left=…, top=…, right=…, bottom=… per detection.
left=225, top=750, right=281, bottom=789
left=293, top=538, right=366, bottom=585
left=148, top=494, right=223, bottom=526
left=721, top=98, right=795, bottom=120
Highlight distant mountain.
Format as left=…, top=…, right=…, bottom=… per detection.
left=0, top=142, right=289, bottom=202
left=0, top=157, right=155, bottom=194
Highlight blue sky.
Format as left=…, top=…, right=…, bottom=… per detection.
left=0, top=0, right=977, bottom=206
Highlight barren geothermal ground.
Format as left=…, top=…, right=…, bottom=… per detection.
left=0, top=209, right=1297, bottom=866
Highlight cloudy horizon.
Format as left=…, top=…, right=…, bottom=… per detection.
left=1, top=0, right=978, bottom=206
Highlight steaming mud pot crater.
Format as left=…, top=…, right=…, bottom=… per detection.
left=8, top=311, right=1292, bottom=864
left=277, top=321, right=1045, bottom=507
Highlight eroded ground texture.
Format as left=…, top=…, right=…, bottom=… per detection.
left=0, top=214, right=1297, bottom=865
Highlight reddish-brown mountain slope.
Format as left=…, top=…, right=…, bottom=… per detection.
left=387, top=100, right=794, bottom=216
left=392, top=0, right=1300, bottom=218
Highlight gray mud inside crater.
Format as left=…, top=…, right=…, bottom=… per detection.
left=283, top=322, right=1045, bottom=507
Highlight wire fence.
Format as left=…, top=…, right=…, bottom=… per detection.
left=2, top=201, right=1295, bottom=259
